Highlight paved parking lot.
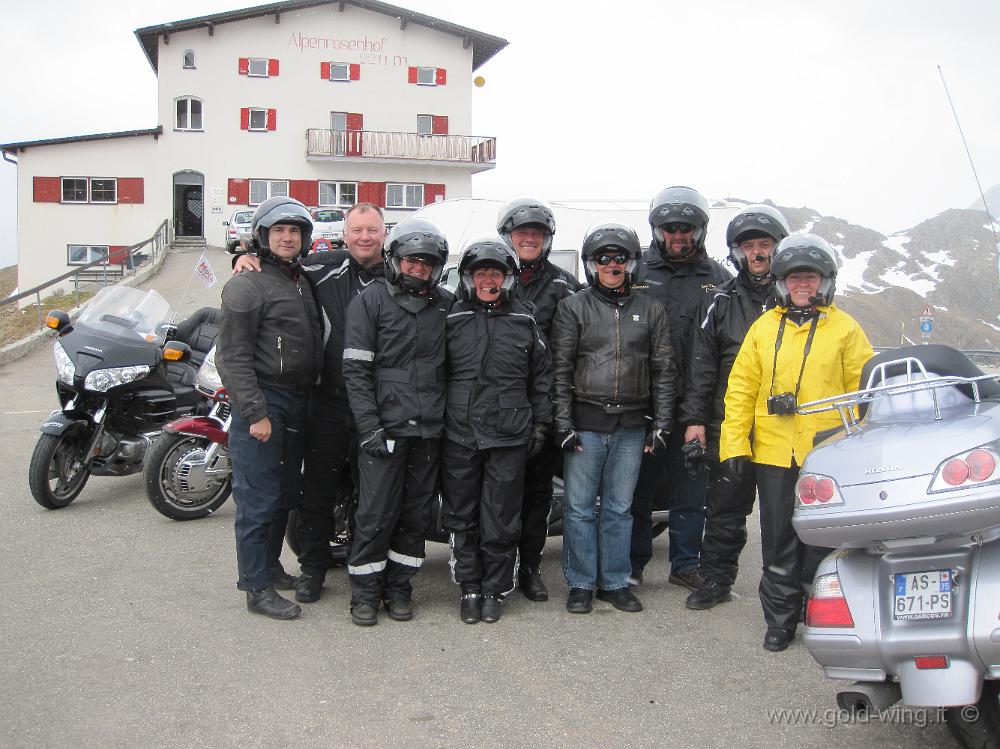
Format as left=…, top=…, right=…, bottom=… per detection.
left=0, top=247, right=951, bottom=748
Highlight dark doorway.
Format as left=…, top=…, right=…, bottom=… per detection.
left=172, top=171, right=204, bottom=237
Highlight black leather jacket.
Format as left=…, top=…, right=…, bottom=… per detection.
left=550, top=287, right=675, bottom=433
left=679, top=273, right=774, bottom=433
left=444, top=298, right=553, bottom=449
left=512, top=260, right=581, bottom=338
left=634, top=247, right=732, bottom=404
left=216, top=258, right=322, bottom=424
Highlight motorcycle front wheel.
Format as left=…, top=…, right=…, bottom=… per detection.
left=28, top=428, right=93, bottom=509
left=144, top=433, right=231, bottom=520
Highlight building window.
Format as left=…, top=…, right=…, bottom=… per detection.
left=249, top=179, right=289, bottom=205
left=90, top=179, right=117, bottom=204
left=249, top=108, right=268, bottom=131
left=183, top=50, right=196, bottom=69
left=67, top=245, right=109, bottom=265
left=175, top=97, right=203, bottom=130
left=248, top=58, right=269, bottom=77
left=318, top=181, right=357, bottom=207
left=417, top=67, right=436, bottom=85
left=386, top=183, right=424, bottom=209
left=61, top=178, right=88, bottom=203
left=416, top=115, right=433, bottom=136
left=330, top=63, right=350, bottom=81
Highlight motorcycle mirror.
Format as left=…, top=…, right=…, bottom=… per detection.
left=45, top=310, right=72, bottom=334
left=163, top=341, right=192, bottom=363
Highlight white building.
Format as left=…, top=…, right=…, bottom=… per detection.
left=1, top=0, right=507, bottom=293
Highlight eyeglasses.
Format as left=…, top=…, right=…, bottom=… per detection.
left=401, top=255, right=437, bottom=268
left=662, top=222, right=695, bottom=234
left=594, top=253, right=628, bottom=266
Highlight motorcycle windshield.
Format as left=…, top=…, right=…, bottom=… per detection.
left=75, top=286, right=172, bottom=344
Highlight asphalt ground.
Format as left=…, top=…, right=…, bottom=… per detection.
left=0, top=246, right=952, bottom=748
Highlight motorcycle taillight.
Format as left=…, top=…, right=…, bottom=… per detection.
left=806, top=573, right=855, bottom=628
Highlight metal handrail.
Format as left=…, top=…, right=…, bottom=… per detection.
left=0, top=218, right=170, bottom=330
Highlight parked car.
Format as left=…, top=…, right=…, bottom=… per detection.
left=310, top=208, right=346, bottom=247
left=223, top=210, right=253, bottom=253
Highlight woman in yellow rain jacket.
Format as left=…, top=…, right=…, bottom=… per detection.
left=720, top=233, right=873, bottom=653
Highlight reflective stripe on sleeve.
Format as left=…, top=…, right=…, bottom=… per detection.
left=343, top=348, right=375, bottom=362
left=347, top=560, right=387, bottom=575
left=387, top=549, right=423, bottom=568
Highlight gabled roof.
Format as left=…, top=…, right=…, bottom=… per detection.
left=1, top=127, right=163, bottom=154
left=134, top=0, right=508, bottom=73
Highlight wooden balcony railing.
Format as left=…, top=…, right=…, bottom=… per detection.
left=306, top=129, right=496, bottom=168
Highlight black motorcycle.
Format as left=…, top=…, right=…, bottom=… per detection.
left=28, top=287, right=217, bottom=509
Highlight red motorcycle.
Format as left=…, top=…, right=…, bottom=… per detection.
left=144, top=346, right=232, bottom=520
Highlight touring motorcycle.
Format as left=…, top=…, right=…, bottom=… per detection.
left=29, top=287, right=211, bottom=509
left=793, top=344, right=1000, bottom=746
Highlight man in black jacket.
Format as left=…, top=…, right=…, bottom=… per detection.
left=550, top=224, right=675, bottom=615
left=683, top=205, right=788, bottom=610
left=630, top=186, right=732, bottom=591
left=497, top=196, right=580, bottom=602
left=234, top=203, right=386, bottom=603
left=342, top=218, right=454, bottom=626
left=216, top=197, right=323, bottom=620
left=442, top=236, right=552, bottom=624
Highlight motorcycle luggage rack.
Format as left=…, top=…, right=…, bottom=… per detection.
left=796, top=355, right=1000, bottom=435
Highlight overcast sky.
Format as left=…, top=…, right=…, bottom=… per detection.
left=2, top=0, right=999, bottom=269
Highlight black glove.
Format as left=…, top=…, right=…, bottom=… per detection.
left=555, top=429, right=581, bottom=453
left=721, top=456, right=750, bottom=482
left=646, top=428, right=669, bottom=456
left=680, top=437, right=707, bottom=477
left=527, top=425, right=548, bottom=459
left=360, top=427, right=391, bottom=458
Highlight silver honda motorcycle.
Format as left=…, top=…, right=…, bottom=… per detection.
left=792, top=344, right=1000, bottom=746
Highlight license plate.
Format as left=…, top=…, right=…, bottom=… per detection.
left=893, top=570, right=952, bottom=620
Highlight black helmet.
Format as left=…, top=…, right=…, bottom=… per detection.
left=458, top=234, right=520, bottom=303
left=383, top=217, right=449, bottom=292
left=725, top=204, right=790, bottom=277
left=648, top=185, right=710, bottom=260
left=251, top=196, right=313, bottom=258
left=496, top=196, right=556, bottom=262
left=580, top=223, right=641, bottom=287
left=771, top=233, right=838, bottom=307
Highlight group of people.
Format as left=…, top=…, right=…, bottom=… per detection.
left=214, top=185, right=873, bottom=652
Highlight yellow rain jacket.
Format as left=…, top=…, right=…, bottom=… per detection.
left=719, top=304, right=873, bottom=468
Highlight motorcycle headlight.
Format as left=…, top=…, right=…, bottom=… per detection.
left=53, top=342, right=76, bottom=385
left=84, top=365, right=151, bottom=392
left=195, top=348, right=223, bottom=394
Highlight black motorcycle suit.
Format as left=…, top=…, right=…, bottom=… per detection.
left=678, top=272, right=774, bottom=589
left=342, top=279, right=454, bottom=606
left=630, top=247, right=732, bottom=576
left=441, top=297, right=553, bottom=597
left=510, top=260, right=581, bottom=568
left=295, top=250, right=382, bottom=574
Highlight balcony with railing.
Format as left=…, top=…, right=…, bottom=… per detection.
left=306, top=129, right=496, bottom=172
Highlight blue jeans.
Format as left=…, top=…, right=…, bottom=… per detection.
left=562, top=427, right=645, bottom=591
left=229, top=385, right=306, bottom=592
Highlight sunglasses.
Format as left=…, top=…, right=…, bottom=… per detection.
left=594, top=253, right=629, bottom=266
left=662, top=222, right=695, bottom=234
left=401, top=255, right=437, bottom=268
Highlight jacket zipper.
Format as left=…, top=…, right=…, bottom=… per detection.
left=277, top=336, right=284, bottom=375
left=613, top=306, right=621, bottom=401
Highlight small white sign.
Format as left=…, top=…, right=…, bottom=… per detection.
left=194, top=254, right=217, bottom=288
left=210, top=187, right=224, bottom=204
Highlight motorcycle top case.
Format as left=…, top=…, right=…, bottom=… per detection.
left=793, top=382, right=1000, bottom=548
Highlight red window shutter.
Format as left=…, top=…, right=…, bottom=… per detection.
left=435, top=68, right=447, bottom=85
left=321, top=61, right=331, bottom=79
left=424, top=184, right=446, bottom=205
left=238, top=57, right=249, bottom=75
left=408, top=66, right=418, bottom=84
left=268, top=58, right=279, bottom=76
left=228, top=178, right=249, bottom=205
left=32, top=176, right=61, bottom=203
left=349, top=63, right=361, bottom=81
left=375, top=182, right=386, bottom=207
left=431, top=116, right=449, bottom=135
left=346, top=112, right=363, bottom=130
left=108, top=246, right=129, bottom=265
left=240, top=108, right=250, bottom=130
left=117, top=178, right=144, bottom=204
left=358, top=182, right=384, bottom=207
left=267, top=108, right=277, bottom=131
left=289, top=180, right=318, bottom=206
